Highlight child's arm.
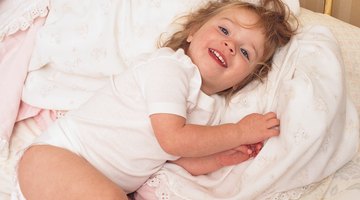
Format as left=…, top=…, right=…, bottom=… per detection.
left=150, top=112, right=279, bottom=157
left=171, top=144, right=262, bottom=176
left=170, top=143, right=262, bottom=176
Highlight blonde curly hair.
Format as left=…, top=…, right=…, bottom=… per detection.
left=160, top=0, right=297, bottom=100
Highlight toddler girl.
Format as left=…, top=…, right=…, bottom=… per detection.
left=16, top=0, right=296, bottom=199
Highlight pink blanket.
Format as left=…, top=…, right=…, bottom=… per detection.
left=0, top=18, right=46, bottom=160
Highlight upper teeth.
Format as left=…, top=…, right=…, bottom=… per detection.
left=210, top=49, right=226, bottom=66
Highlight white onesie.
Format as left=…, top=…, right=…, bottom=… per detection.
left=32, top=48, right=225, bottom=193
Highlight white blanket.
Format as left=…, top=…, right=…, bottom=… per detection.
left=142, top=26, right=359, bottom=199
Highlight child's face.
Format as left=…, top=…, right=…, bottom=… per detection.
left=187, top=7, right=265, bottom=95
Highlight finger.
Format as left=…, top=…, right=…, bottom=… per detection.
left=234, top=146, right=252, bottom=155
left=247, top=145, right=258, bottom=157
left=249, top=145, right=256, bottom=154
left=255, top=142, right=263, bottom=151
left=255, top=143, right=263, bottom=154
left=268, top=128, right=280, bottom=137
left=264, top=112, right=277, bottom=120
left=267, top=118, right=280, bottom=129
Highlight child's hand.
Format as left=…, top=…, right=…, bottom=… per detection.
left=215, top=147, right=251, bottom=167
left=238, top=142, right=263, bottom=157
left=215, top=142, right=261, bottom=165
left=235, top=112, right=280, bottom=145
left=216, top=142, right=264, bottom=167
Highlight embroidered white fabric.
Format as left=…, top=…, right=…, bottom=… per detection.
left=136, top=25, right=359, bottom=200
left=0, top=0, right=49, bottom=41
left=55, top=110, right=67, bottom=119
left=136, top=8, right=360, bottom=200
left=142, top=173, right=321, bottom=200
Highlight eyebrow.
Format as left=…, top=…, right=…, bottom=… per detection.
left=222, top=17, right=259, bottom=61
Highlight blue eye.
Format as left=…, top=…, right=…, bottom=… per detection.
left=240, top=48, right=249, bottom=60
left=218, top=26, right=229, bottom=35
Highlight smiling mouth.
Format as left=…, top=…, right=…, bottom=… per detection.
left=209, top=48, right=227, bottom=68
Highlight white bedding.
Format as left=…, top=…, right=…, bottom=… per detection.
left=137, top=25, right=359, bottom=200
left=1, top=1, right=360, bottom=200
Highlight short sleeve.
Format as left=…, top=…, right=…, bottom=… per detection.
left=132, top=48, right=201, bottom=118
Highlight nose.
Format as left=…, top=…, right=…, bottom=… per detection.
left=224, top=41, right=235, bottom=55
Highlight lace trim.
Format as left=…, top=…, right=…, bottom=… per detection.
left=144, top=173, right=330, bottom=200
left=55, top=110, right=67, bottom=119
left=144, top=174, right=172, bottom=200
left=265, top=185, right=314, bottom=200
left=265, top=176, right=333, bottom=200
left=0, top=0, right=50, bottom=42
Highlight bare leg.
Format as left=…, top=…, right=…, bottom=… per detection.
left=18, top=145, right=128, bottom=200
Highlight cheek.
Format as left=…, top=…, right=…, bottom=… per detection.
left=233, top=59, right=253, bottom=76
left=226, top=71, right=248, bottom=87
left=230, top=63, right=256, bottom=84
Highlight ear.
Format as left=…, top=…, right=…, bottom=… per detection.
left=186, top=35, right=193, bottom=43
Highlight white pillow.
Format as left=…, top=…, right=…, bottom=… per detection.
left=117, top=0, right=300, bottom=65
left=245, top=0, right=300, bottom=15
left=24, top=0, right=300, bottom=110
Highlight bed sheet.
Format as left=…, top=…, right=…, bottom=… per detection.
left=298, top=8, right=360, bottom=113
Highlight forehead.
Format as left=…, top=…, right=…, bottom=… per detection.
left=215, top=6, right=261, bottom=26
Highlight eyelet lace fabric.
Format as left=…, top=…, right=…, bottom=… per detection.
left=55, top=110, right=67, bottom=119
left=0, top=0, right=50, bottom=42
left=142, top=173, right=330, bottom=200
left=264, top=184, right=317, bottom=200
left=144, top=174, right=173, bottom=200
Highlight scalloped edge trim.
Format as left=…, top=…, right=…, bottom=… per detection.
left=0, top=0, right=50, bottom=42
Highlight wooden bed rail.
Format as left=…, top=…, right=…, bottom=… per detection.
left=324, top=0, right=333, bottom=15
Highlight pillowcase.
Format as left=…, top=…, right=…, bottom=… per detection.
left=248, top=0, right=300, bottom=15
left=24, top=0, right=300, bottom=110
